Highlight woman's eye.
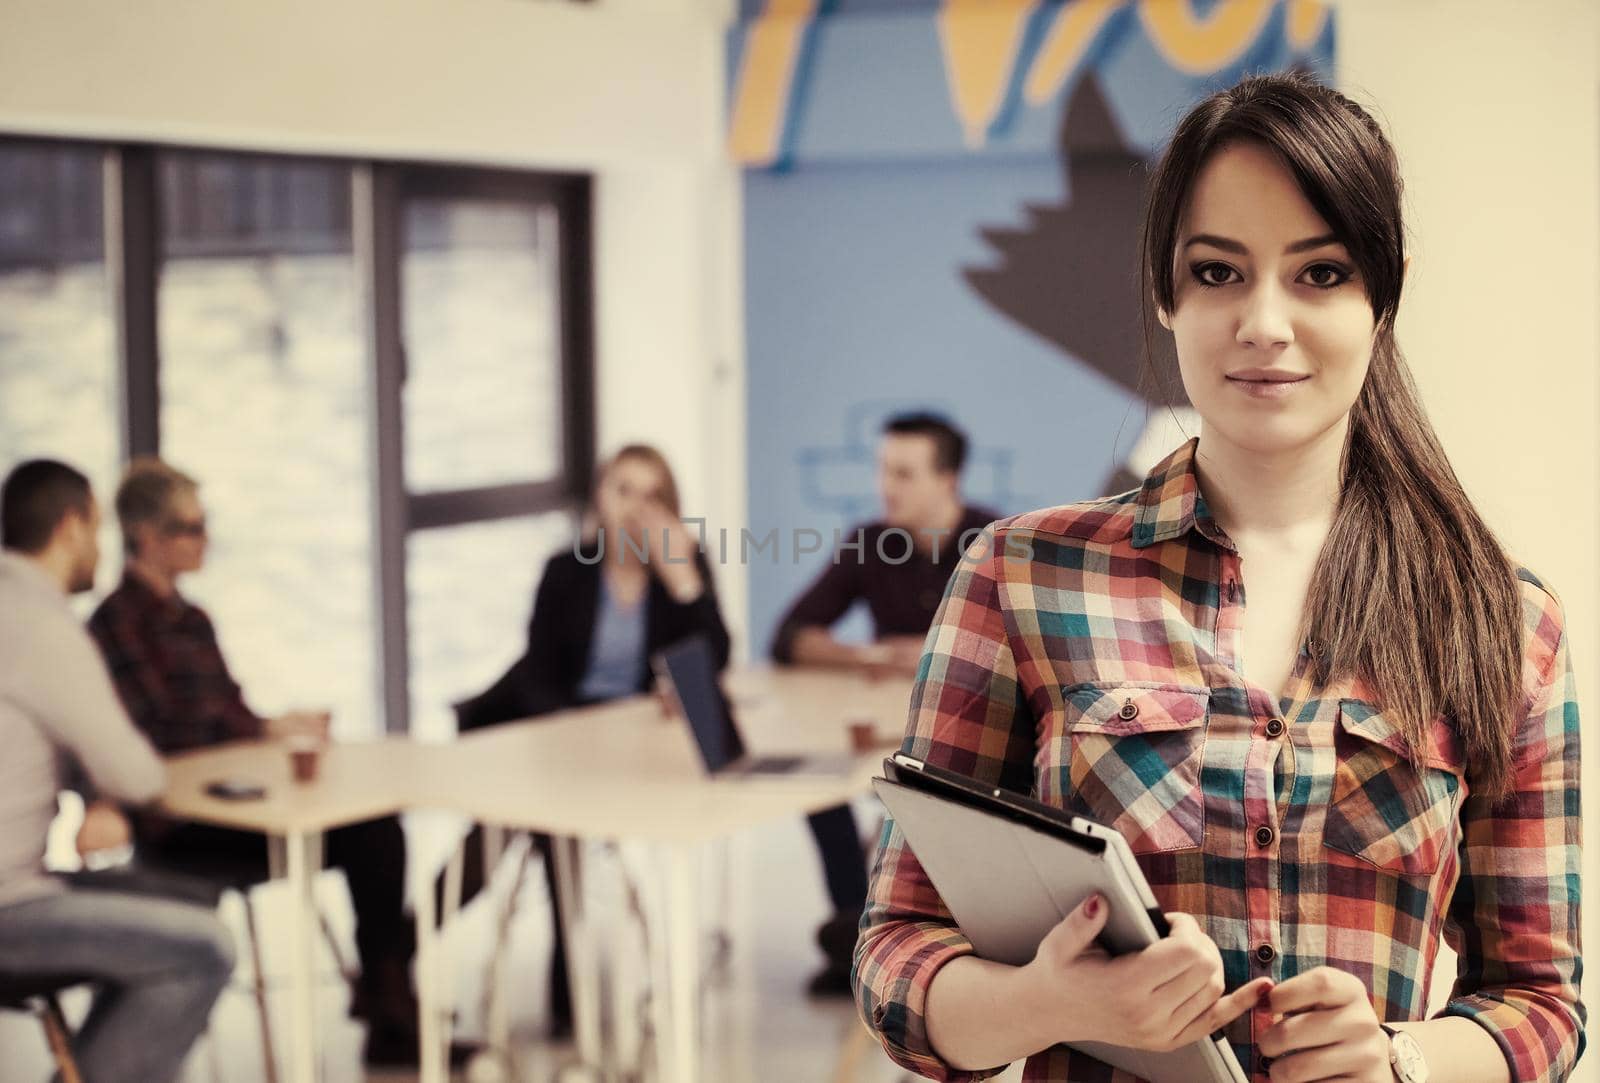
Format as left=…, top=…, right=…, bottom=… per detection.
left=1301, top=262, right=1351, bottom=288
left=1190, top=262, right=1237, bottom=287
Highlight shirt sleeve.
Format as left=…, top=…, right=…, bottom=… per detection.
left=88, top=598, right=179, bottom=746
left=195, top=610, right=264, bottom=740
left=853, top=525, right=1037, bottom=1081
left=770, top=533, right=867, bottom=663
left=658, top=549, right=733, bottom=671
left=26, top=609, right=165, bottom=804
left=1438, top=586, right=1585, bottom=1080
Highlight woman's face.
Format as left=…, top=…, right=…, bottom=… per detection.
left=133, top=486, right=209, bottom=577
left=595, top=455, right=671, bottom=541
left=1162, top=140, right=1378, bottom=457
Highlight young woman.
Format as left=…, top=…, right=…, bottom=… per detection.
left=451, top=443, right=731, bottom=1034
left=459, top=443, right=731, bottom=727
left=855, top=74, right=1582, bottom=1083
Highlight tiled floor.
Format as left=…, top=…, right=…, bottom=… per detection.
left=2, top=802, right=1011, bottom=1083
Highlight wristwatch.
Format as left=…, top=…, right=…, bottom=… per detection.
left=1379, top=1023, right=1428, bottom=1083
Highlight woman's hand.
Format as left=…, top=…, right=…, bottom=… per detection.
left=1258, top=967, right=1392, bottom=1081
left=638, top=500, right=705, bottom=602
left=1017, top=894, right=1271, bottom=1053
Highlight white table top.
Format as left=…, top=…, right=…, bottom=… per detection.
left=156, top=736, right=427, bottom=835
left=155, top=665, right=915, bottom=844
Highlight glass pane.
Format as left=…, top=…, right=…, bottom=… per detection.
left=407, top=513, right=572, bottom=742
left=402, top=197, right=563, bottom=493
left=157, top=151, right=379, bottom=739
left=0, top=142, right=122, bottom=599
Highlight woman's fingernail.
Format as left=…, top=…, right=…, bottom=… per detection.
left=1084, top=895, right=1100, bottom=918
left=1257, top=985, right=1272, bottom=1005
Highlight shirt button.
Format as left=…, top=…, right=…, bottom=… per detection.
left=1264, top=718, right=1285, bottom=738
left=1259, top=1055, right=1274, bottom=1072
left=1255, top=943, right=1276, bottom=965
left=1254, top=825, right=1275, bottom=848
left=1118, top=700, right=1140, bottom=721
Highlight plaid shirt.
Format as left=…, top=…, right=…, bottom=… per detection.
left=87, top=573, right=263, bottom=754
left=856, top=439, right=1584, bottom=1082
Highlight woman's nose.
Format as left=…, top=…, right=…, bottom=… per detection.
left=1235, top=280, right=1294, bottom=349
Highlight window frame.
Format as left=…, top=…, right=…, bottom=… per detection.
left=0, top=135, right=595, bottom=734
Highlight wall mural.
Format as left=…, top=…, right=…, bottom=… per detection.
left=734, top=0, right=1335, bottom=654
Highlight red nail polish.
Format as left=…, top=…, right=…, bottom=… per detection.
left=1084, top=896, right=1100, bottom=918
left=1257, top=985, right=1272, bottom=1006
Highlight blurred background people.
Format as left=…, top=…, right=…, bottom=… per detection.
left=85, top=458, right=442, bottom=1068
left=771, top=412, right=996, bottom=995
left=0, top=459, right=235, bottom=1083
left=450, top=443, right=731, bottom=1036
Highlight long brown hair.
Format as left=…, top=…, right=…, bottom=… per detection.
left=1140, top=73, right=1523, bottom=798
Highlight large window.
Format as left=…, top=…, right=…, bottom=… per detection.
left=0, top=142, right=122, bottom=593
left=157, top=151, right=378, bottom=736
left=0, top=138, right=594, bottom=735
left=391, top=170, right=590, bottom=738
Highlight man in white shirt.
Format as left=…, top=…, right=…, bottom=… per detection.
left=0, top=459, right=234, bottom=1083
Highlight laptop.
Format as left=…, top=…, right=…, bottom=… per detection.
left=652, top=635, right=855, bottom=779
left=873, top=753, right=1249, bottom=1083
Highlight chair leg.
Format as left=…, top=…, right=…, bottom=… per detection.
left=241, top=891, right=281, bottom=1083
left=38, top=994, right=85, bottom=1083
left=479, top=836, right=534, bottom=1066
left=316, top=906, right=358, bottom=993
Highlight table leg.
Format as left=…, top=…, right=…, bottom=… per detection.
left=550, top=836, right=603, bottom=1071
left=284, top=829, right=320, bottom=1083
left=413, top=826, right=462, bottom=1083
left=481, top=830, right=526, bottom=1069
left=653, top=843, right=701, bottom=1083
left=726, top=832, right=757, bottom=1077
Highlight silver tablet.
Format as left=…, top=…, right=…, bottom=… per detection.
left=873, top=754, right=1248, bottom=1083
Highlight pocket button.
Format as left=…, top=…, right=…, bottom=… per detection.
left=1118, top=699, right=1139, bottom=721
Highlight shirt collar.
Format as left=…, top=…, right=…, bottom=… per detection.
left=0, top=550, right=68, bottom=606
left=116, top=567, right=190, bottom=620
left=1130, top=438, right=1234, bottom=551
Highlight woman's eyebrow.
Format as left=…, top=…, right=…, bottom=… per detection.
left=1182, top=232, right=1344, bottom=255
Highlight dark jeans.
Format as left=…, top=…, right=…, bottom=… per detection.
left=807, top=803, right=868, bottom=916
left=141, top=815, right=413, bottom=977
left=0, top=886, right=235, bottom=1083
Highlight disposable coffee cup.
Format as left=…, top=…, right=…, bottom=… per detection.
left=288, top=736, right=322, bottom=783
left=848, top=720, right=879, bottom=754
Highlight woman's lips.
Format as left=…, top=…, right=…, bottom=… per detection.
left=1226, top=373, right=1310, bottom=399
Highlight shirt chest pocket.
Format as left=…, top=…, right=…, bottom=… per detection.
left=1059, top=682, right=1210, bottom=854
left=1323, top=700, right=1466, bottom=876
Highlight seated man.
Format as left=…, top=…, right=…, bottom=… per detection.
left=86, top=457, right=445, bottom=1067
left=772, top=412, right=996, bottom=995
left=0, top=459, right=235, bottom=1083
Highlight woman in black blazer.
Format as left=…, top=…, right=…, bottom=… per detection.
left=449, top=444, right=732, bottom=1036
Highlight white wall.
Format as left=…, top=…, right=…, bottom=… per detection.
left=1337, top=0, right=1600, bottom=1068
left=0, top=0, right=752, bottom=648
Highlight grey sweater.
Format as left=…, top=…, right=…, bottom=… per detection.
left=0, top=552, right=165, bottom=909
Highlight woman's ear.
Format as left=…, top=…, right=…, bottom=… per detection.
left=1155, top=306, right=1172, bottom=331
